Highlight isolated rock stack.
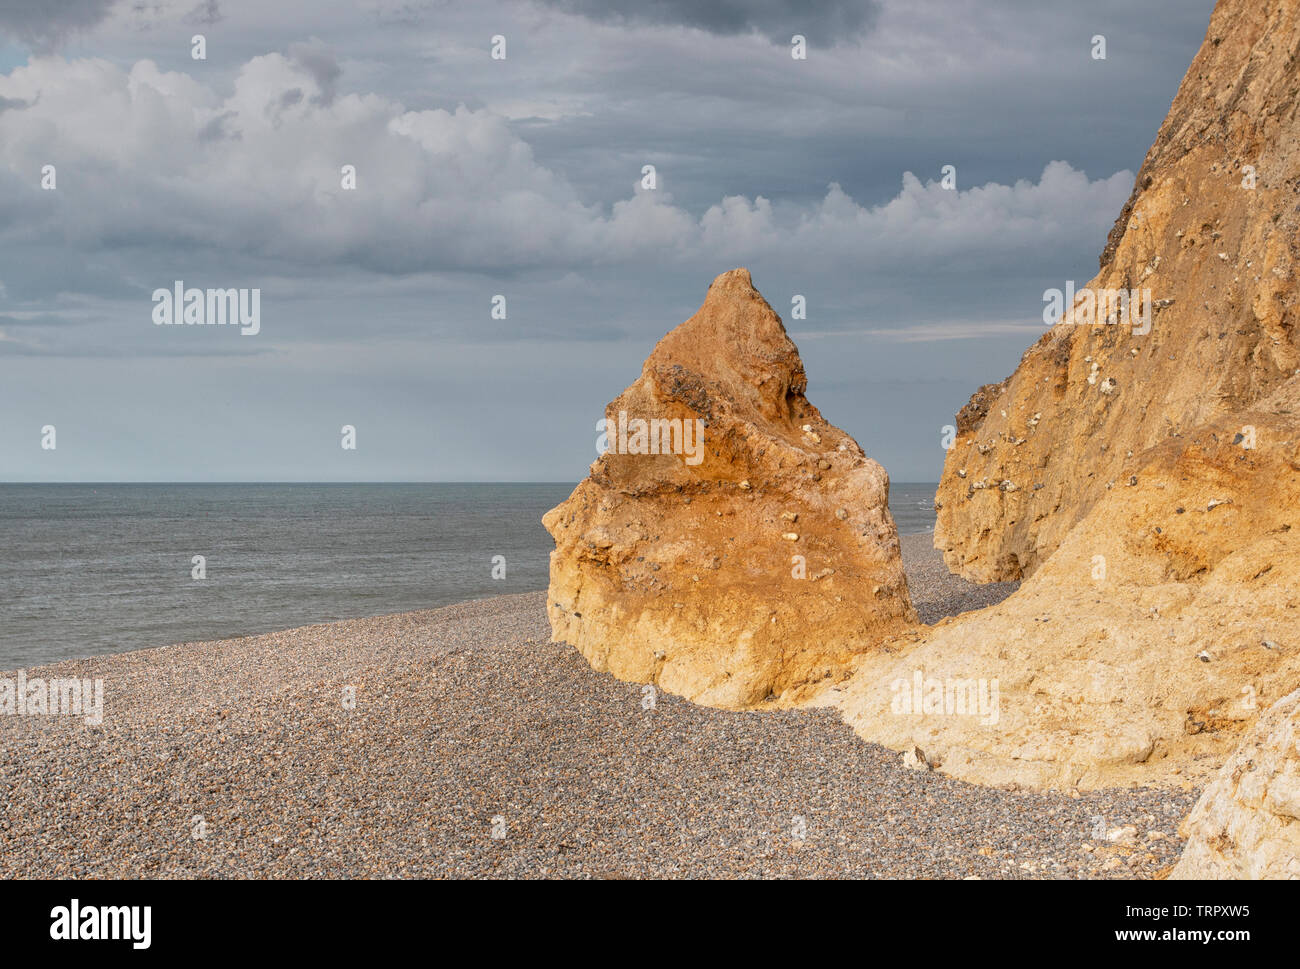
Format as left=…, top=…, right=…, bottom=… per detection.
left=543, top=268, right=917, bottom=707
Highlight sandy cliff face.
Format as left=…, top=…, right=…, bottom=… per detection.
left=935, top=0, right=1300, bottom=584
left=543, top=269, right=917, bottom=708
left=546, top=0, right=1300, bottom=826
left=831, top=375, right=1300, bottom=791
left=829, top=0, right=1300, bottom=795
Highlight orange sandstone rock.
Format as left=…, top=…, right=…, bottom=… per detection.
left=543, top=268, right=917, bottom=707
left=834, top=376, right=1300, bottom=791
left=934, top=0, right=1300, bottom=583
left=831, top=0, right=1300, bottom=793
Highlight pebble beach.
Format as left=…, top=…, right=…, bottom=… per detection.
left=0, top=535, right=1195, bottom=879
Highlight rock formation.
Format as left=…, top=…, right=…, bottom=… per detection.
left=543, top=268, right=917, bottom=708
left=934, top=0, right=1300, bottom=583
left=545, top=0, right=1300, bottom=819
left=1172, top=689, right=1300, bottom=879
left=826, top=0, right=1300, bottom=794
left=832, top=376, right=1300, bottom=790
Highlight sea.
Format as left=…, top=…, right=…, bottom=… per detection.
left=0, top=482, right=937, bottom=667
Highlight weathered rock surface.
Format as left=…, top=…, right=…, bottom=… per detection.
left=829, top=375, right=1300, bottom=790
left=935, top=0, right=1300, bottom=583
left=1172, top=689, right=1300, bottom=879
left=543, top=268, right=917, bottom=708
left=821, top=0, right=1300, bottom=794
left=546, top=0, right=1300, bottom=812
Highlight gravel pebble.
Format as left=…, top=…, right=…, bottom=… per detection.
left=0, top=540, right=1192, bottom=878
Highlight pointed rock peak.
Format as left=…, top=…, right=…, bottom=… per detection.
left=648, top=268, right=805, bottom=423
left=543, top=267, right=915, bottom=708
left=691, top=267, right=784, bottom=339
left=706, top=266, right=756, bottom=296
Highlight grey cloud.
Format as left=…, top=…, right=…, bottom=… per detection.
left=197, top=110, right=240, bottom=141
left=0, top=0, right=120, bottom=50
left=288, top=40, right=342, bottom=105
left=186, top=0, right=222, bottom=25
left=0, top=0, right=1221, bottom=482
left=0, top=51, right=1131, bottom=315
left=0, top=339, right=273, bottom=357
left=532, top=0, right=880, bottom=44
left=0, top=312, right=81, bottom=327
left=367, top=1, right=436, bottom=28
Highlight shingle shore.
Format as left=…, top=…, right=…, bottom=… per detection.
left=0, top=536, right=1194, bottom=878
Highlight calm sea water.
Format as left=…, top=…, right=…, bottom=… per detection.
left=1, top=482, right=937, bottom=667
left=888, top=482, right=938, bottom=538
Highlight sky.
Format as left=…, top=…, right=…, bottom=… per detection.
left=0, top=0, right=1219, bottom=482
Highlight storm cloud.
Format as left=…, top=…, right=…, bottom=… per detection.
left=0, top=0, right=1218, bottom=481
left=531, top=0, right=881, bottom=45
left=0, top=0, right=121, bottom=51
